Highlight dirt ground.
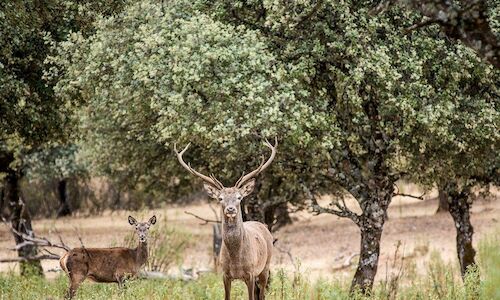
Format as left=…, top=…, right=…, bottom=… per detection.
left=0, top=185, right=498, bottom=283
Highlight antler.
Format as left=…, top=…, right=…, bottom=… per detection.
left=174, top=143, right=224, bottom=189
left=235, top=137, right=278, bottom=188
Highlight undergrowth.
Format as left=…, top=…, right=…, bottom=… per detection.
left=0, top=231, right=498, bottom=300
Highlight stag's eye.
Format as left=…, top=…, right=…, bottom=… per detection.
left=236, top=194, right=242, bottom=201
left=218, top=196, right=224, bottom=202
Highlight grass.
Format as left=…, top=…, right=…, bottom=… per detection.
left=0, top=232, right=498, bottom=300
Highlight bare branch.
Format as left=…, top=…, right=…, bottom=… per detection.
left=184, top=211, right=221, bottom=225
left=208, top=201, right=220, bottom=223
left=0, top=254, right=59, bottom=263
left=332, top=253, right=359, bottom=271
left=302, top=183, right=361, bottom=226
left=392, top=192, right=425, bottom=200
left=2, top=219, right=70, bottom=251
left=404, top=18, right=442, bottom=33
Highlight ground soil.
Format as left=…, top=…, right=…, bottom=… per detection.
left=0, top=185, right=498, bottom=283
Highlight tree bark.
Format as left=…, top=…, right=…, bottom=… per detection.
left=351, top=223, right=383, bottom=293
left=264, top=201, right=292, bottom=232
left=350, top=197, right=388, bottom=293
left=446, top=184, right=476, bottom=278
left=4, top=171, right=44, bottom=276
left=56, top=179, right=71, bottom=217
left=436, top=187, right=449, bottom=213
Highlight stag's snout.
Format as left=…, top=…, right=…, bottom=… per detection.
left=224, top=206, right=237, bottom=218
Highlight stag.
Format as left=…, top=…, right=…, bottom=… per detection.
left=175, top=139, right=277, bottom=300
left=59, top=215, right=156, bottom=299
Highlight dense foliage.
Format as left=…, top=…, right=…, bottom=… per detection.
left=47, top=0, right=499, bottom=290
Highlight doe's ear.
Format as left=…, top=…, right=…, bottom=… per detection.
left=149, top=215, right=157, bottom=225
left=240, top=178, right=256, bottom=198
left=128, top=216, right=137, bottom=226
left=203, top=183, right=220, bottom=199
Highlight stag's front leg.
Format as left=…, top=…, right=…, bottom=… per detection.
left=245, top=275, right=255, bottom=300
left=223, top=274, right=232, bottom=300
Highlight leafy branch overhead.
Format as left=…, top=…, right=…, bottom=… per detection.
left=372, top=0, right=500, bottom=68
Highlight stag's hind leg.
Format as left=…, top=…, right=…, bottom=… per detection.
left=256, top=269, right=270, bottom=300
left=223, top=274, right=232, bottom=300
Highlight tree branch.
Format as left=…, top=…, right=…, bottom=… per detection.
left=392, top=192, right=426, bottom=200
left=0, top=254, right=59, bottom=263
left=2, top=218, right=70, bottom=251
left=404, top=18, right=442, bottom=33
left=184, top=211, right=221, bottom=225
left=302, top=183, right=361, bottom=226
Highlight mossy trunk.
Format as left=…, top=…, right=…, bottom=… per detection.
left=4, top=171, right=44, bottom=276
left=446, top=185, right=476, bottom=278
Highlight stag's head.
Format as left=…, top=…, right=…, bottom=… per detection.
left=174, top=139, right=277, bottom=222
left=128, top=215, right=156, bottom=243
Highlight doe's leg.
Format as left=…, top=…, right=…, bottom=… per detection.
left=66, top=272, right=86, bottom=299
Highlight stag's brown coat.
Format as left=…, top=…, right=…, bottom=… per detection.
left=175, top=139, right=277, bottom=300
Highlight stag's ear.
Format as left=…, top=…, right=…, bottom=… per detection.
left=240, top=178, right=256, bottom=198
left=203, top=183, right=220, bottom=199
left=128, top=216, right=137, bottom=226
left=149, top=215, right=157, bottom=225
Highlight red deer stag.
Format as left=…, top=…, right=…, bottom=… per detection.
left=59, top=215, right=156, bottom=299
left=175, top=139, right=277, bottom=300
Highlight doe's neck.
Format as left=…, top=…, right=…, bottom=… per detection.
left=136, top=241, right=148, bottom=265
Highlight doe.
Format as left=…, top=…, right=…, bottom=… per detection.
left=59, top=215, right=156, bottom=299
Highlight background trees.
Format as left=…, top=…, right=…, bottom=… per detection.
left=0, top=0, right=125, bottom=274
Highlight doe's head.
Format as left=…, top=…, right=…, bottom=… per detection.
left=128, top=215, right=156, bottom=243
left=174, top=138, right=277, bottom=221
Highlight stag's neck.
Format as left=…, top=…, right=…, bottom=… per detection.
left=135, top=242, right=148, bottom=266
left=222, top=210, right=246, bottom=255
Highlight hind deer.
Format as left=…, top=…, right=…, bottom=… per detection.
left=59, top=215, right=156, bottom=299
left=175, top=139, right=277, bottom=300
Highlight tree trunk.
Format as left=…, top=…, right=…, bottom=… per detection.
left=56, top=179, right=71, bottom=217
left=350, top=189, right=392, bottom=294
left=436, top=187, right=449, bottom=213
left=351, top=224, right=383, bottom=293
left=446, top=185, right=476, bottom=278
left=212, top=223, right=222, bottom=272
left=4, top=171, right=44, bottom=276
left=264, top=201, right=292, bottom=232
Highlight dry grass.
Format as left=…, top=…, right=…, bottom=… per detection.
left=0, top=185, right=498, bottom=284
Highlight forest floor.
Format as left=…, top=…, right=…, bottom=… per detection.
left=0, top=184, right=499, bottom=283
